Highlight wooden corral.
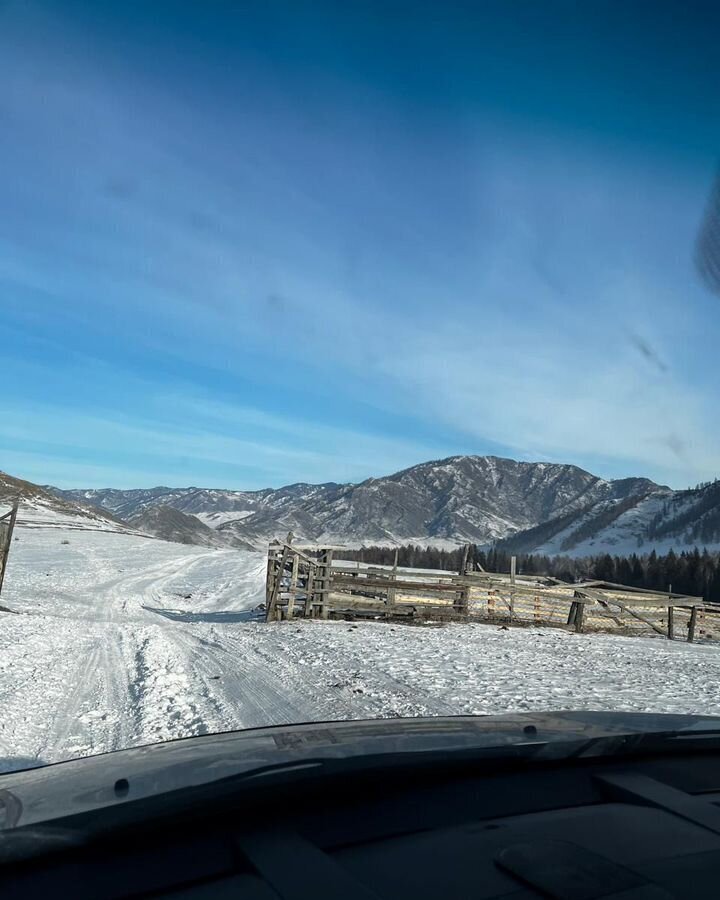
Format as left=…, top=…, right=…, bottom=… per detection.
left=265, top=535, right=718, bottom=642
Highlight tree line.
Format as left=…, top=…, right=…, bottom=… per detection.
left=337, top=544, right=720, bottom=602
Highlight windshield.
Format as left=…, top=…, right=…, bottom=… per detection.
left=1, top=0, right=720, bottom=775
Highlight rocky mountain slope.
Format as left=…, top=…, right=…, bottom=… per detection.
left=128, top=505, right=254, bottom=550
left=50, top=456, right=668, bottom=550
left=1, top=470, right=132, bottom=532
left=497, top=479, right=720, bottom=557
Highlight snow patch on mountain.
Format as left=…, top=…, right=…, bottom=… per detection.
left=194, top=511, right=254, bottom=529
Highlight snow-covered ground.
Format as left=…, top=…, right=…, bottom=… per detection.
left=2, top=521, right=720, bottom=773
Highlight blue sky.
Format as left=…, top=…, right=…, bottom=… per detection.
left=1, top=0, right=720, bottom=490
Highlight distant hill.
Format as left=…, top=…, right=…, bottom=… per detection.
left=1, top=470, right=131, bottom=532
left=129, top=505, right=254, bottom=550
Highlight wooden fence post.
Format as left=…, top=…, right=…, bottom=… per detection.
left=312, top=548, right=334, bottom=620
left=575, top=600, right=585, bottom=633
left=304, top=567, right=315, bottom=618
left=0, top=499, right=19, bottom=598
left=454, top=544, right=471, bottom=615
left=286, top=553, right=299, bottom=619
left=266, top=532, right=293, bottom=622
left=322, top=549, right=334, bottom=619
left=688, top=606, right=698, bottom=643
left=667, top=606, right=674, bottom=640
left=460, top=544, right=470, bottom=575
left=387, top=549, right=398, bottom=608
left=265, top=545, right=279, bottom=609
left=509, top=555, right=516, bottom=621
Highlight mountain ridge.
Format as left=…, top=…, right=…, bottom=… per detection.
left=48, top=454, right=684, bottom=552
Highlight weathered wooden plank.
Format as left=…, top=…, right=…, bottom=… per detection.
left=575, top=579, right=702, bottom=602
left=509, top=556, right=516, bottom=621
left=576, top=587, right=702, bottom=610
left=374, top=568, right=456, bottom=582
left=332, top=575, right=560, bottom=598
left=332, top=565, right=543, bottom=586
left=286, top=553, right=299, bottom=619
left=318, top=549, right=334, bottom=619
left=278, top=544, right=320, bottom=567
left=454, top=545, right=470, bottom=614
left=331, top=576, right=464, bottom=593
left=387, top=549, right=399, bottom=607
left=325, top=563, right=706, bottom=603
left=304, top=569, right=315, bottom=618
left=336, top=577, right=688, bottom=608
left=592, top=598, right=625, bottom=628
left=265, top=551, right=278, bottom=609
left=575, top=599, right=585, bottom=633
left=271, top=543, right=345, bottom=551
left=587, top=593, right=667, bottom=638
left=460, top=544, right=470, bottom=575
left=266, top=532, right=293, bottom=622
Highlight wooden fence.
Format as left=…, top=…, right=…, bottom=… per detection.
left=265, top=535, right=716, bottom=642
left=0, top=500, right=18, bottom=598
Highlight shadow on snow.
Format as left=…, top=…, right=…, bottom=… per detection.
left=142, top=605, right=262, bottom=624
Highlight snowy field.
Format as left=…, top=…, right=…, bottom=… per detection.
left=3, top=522, right=720, bottom=773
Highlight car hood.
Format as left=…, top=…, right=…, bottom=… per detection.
left=2, top=711, right=720, bottom=830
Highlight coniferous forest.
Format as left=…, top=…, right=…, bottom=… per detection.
left=338, top=544, right=720, bottom=602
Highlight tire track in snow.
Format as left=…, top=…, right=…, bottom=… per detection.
left=99, top=553, right=229, bottom=746
left=156, top=625, right=312, bottom=731
left=221, top=623, right=453, bottom=721
left=40, top=629, right=133, bottom=762
left=32, top=548, right=242, bottom=762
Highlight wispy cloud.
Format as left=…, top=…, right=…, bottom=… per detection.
left=0, top=371, right=460, bottom=488
left=1, top=2, right=719, bottom=491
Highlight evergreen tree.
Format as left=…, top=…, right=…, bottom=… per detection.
left=337, top=542, right=720, bottom=603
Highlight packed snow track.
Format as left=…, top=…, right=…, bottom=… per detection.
left=2, top=524, right=720, bottom=773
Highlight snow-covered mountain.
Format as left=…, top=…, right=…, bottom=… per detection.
left=129, top=505, right=254, bottom=550
left=65, top=486, right=265, bottom=521
left=50, top=456, right=665, bottom=549
left=498, top=479, right=720, bottom=557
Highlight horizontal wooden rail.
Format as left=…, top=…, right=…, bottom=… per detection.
left=332, top=576, right=463, bottom=592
